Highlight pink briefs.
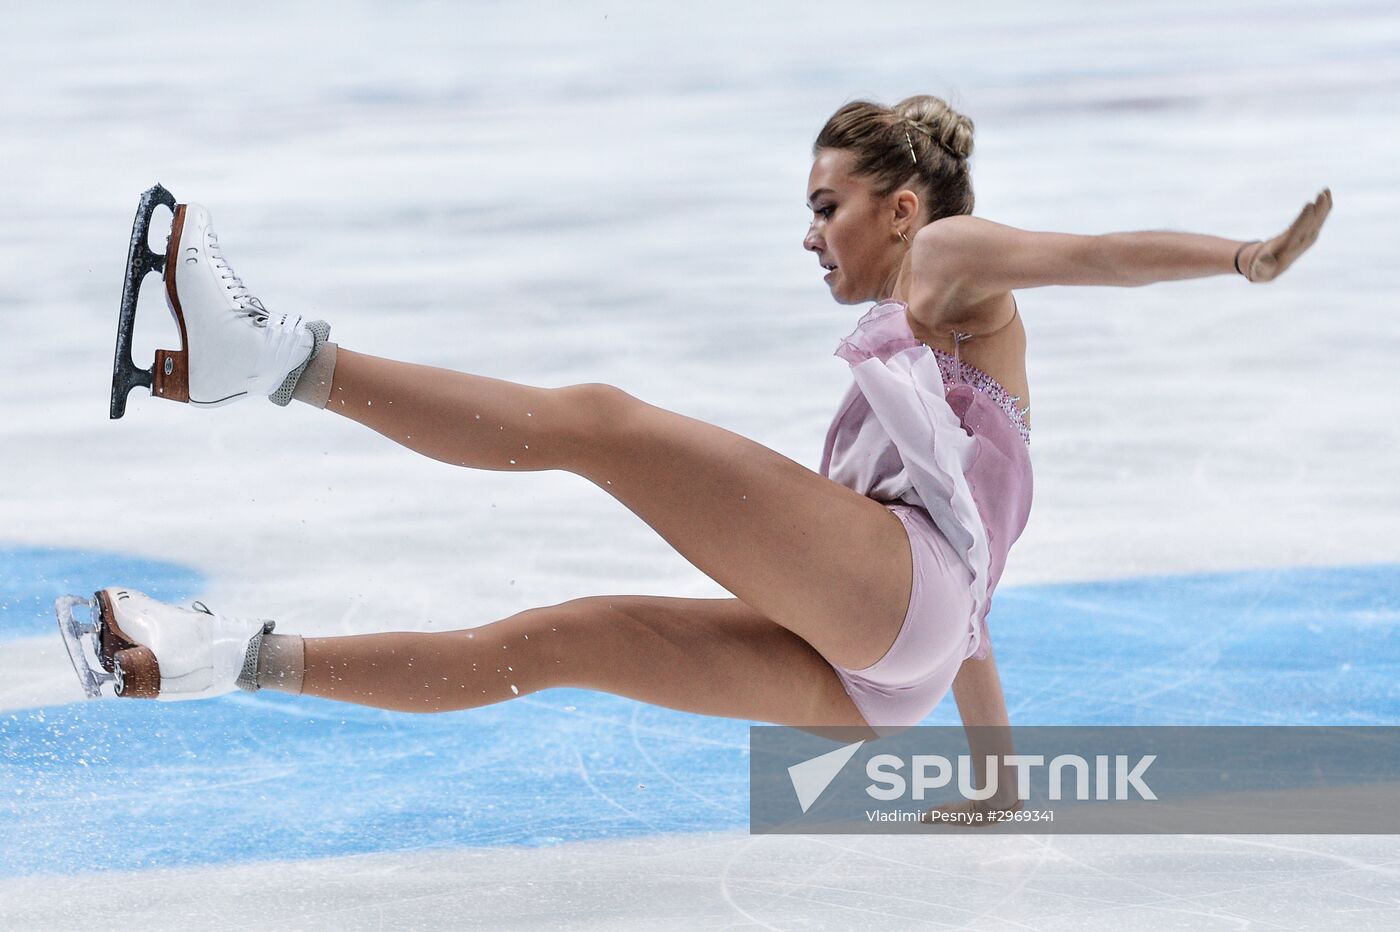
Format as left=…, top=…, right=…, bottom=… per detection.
left=829, top=503, right=978, bottom=735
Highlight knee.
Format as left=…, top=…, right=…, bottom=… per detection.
left=553, top=595, right=636, bottom=626
left=556, top=383, right=638, bottom=424
left=507, top=596, right=633, bottom=639
left=552, top=383, right=643, bottom=466
left=514, top=596, right=638, bottom=689
left=533, top=596, right=661, bottom=653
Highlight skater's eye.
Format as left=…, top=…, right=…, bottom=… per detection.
left=812, top=206, right=834, bottom=220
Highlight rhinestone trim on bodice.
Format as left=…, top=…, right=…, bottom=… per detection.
left=931, top=345, right=1031, bottom=446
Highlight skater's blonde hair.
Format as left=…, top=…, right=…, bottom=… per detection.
left=813, top=95, right=975, bottom=225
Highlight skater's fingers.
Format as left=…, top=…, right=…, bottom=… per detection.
left=1277, top=201, right=1325, bottom=253
left=1265, top=187, right=1327, bottom=244
left=1291, top=198, right=1331, bottom=249
left=1314, top=189, right=1333, bottom=223
left=1249, top=190, right=1332, bottom=283
left=1292, top=190, right=1333, bottom=234
left=1259, top=202, right=1331, bottom=282
left=1286, top=202, right=1315, bottom=234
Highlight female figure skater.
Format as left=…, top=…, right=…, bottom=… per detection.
left=66, top=96, right=1331, bottom=749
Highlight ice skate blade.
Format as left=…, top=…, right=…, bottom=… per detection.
left=110, top=183, right=186, bottom=419
left=54, top=595, right=116, bottom=699
left=55, top=590, right=165, bottom=699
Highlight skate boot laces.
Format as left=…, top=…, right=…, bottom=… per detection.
left=206, top=230, right=270, bottom=320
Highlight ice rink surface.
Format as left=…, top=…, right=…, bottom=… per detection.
left=2, top=0, right=1399, bottom=928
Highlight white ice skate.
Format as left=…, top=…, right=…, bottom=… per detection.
left=55, top=587, right=274, bottom=700
left=109, top=183, right=328, bottom=417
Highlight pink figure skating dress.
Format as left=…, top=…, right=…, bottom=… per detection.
left=819, top=297, right=1033, bottom=732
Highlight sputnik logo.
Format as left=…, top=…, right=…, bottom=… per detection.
left=788, top=740, right=866, bottom=813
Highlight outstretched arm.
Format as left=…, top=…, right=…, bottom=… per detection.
left=909, top=188, right=1332, bottom=329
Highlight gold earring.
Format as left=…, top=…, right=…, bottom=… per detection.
left=898, top=230, right=909, bottom=244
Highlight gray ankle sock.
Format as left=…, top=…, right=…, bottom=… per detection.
left=255, top=633, right=306, bottom=695
left=270, top=320, right=333, bottom=407
left=290, top=341, right=338, bottom=409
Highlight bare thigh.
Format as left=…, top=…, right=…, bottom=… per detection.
left=302, top=594, right=873, bottom=731
left=569, top=387, right=914, bottom=670
left=558, top=595, right=872, bottom=729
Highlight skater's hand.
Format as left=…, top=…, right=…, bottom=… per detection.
left=1239, top=188, right=1332, bottom=283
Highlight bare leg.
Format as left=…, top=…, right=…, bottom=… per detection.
left=322, top=349, right=913, bottom=670
left=300, top=595, right=870, bottom=730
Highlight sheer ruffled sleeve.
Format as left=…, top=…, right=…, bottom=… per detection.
left=831, top=301, right=995, bottom=660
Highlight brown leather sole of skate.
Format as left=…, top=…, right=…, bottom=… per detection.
left=95, top=589, right=162, bottom=699
left=153, top=203, right=191, bottom=403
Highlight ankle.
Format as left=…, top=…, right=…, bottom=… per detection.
left=288, top=341, right=338, bottom=409
left=266, top=316, right=334, bottom=405
left=253, top=633, right=306, bottom=694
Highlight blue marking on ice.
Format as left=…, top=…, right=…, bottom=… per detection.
left=0, top=546, right=203, bottom=640
left=1, top=563, right=1397, bottom=878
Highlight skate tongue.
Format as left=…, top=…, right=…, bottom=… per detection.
left=207, top=232, right=267, bottom=317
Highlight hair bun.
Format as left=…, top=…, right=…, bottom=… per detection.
left=894, top=95, right=974, bottom=161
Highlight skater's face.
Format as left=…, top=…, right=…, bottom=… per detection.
left=803, top=148, right=920, bottom=305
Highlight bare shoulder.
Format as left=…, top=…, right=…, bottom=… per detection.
left=914, top=215, right=1011, bottom=254
left=906, top=216, right=1017, bottom=333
